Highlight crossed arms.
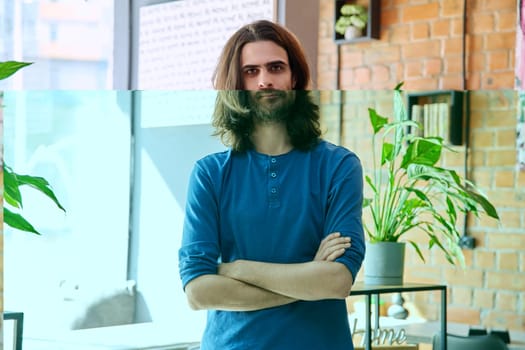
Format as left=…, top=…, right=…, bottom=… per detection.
left=184, top=232, right=353, bottom=311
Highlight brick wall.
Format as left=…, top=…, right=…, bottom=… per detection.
left=317, top=0, right=524, bottom=331
left=319, top=0, right=517, bottom=90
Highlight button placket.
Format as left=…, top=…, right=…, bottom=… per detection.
left=268, top=156, right=280, bottom=207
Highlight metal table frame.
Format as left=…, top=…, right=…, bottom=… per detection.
left=351, top=283, right=447, bottom=350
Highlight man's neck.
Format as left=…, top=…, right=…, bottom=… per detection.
left=251, top=121, right=293, bottom=156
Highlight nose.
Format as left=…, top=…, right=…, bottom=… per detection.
left=257, top=72, right=273, bottom=89
left=258, top=81, right=273, bottom=89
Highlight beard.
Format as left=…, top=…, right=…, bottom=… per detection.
left=248, top=90, right=296, bottom=123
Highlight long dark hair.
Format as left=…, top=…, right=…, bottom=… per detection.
left=211, top=20, right=320, bottom=151
left=212, top=90, right=321, bottom=152
left=212, top=20, right=311, bottom=90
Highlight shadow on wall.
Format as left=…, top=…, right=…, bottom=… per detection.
left=131, top=121, right=224, bottom=328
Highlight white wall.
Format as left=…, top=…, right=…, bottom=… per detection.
left=130, top=91, right=225, bottom=341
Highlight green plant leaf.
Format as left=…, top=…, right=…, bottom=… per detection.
left=349, top=15, right=366, bottom=29
left=463, top=189, right=499, bottom=219
left=406, top=164, right=447, bottom=182
left=393, top=86, right=407, bottom=123
left=4, top=190, right=19, bottom=208
left=445, top=196, right=457, bottom=222
left=4, top=207, right=41, bottom=235
left=341, top=4, right=365, bottom=15
left=335, top=17, right=352, bottom=34
left=408, top=241, right=425, bottom=262
left=368, top=108, right=388, bottom=134
left=363, top=197, right=373, bottom=208
left=3, top=164, right=23, bottom=208
left=401, top=138, right=442, bottom=169
left=394, top=82, right=404, bottom=91
left=404, top=186, right=430, bottom=203
left=381, top=142, right=395, bottom=165
left=15, top=173, right=66, bottom=212
left=364, top=175, right=377, bottom=194
left=0, top=61, right=33, bottom=80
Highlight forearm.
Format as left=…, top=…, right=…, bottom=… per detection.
left=220, top=260, right=353, bottom=301
left=184, top=274, right=296, bottom=311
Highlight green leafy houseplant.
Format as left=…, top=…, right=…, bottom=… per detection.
left=334, top=4, right=368, bottom=39
left=363, top=83, right=499, bottom=265
left=1, top=60, right=65, bottom=235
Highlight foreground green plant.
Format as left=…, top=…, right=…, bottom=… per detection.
left=1, top=60, right=66, bottom=234
left=364, top=83, right=499, bottom=264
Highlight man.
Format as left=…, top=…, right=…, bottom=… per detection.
left=179, top=20, right=365, bottom=349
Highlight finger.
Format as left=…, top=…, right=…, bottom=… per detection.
left=326, top=248, right=346, bottom=261
left=320, top=232, right=342, bottom=246
left=320, top=242, right=351, bottom=261
left=317, top=232, right=340, bottom=252
left=323, top=237, right=351, bottom=249
left=324, top=232, right=341, bottom=241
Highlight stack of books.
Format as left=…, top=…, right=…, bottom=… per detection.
left=411, top=103, right=450, bottom=142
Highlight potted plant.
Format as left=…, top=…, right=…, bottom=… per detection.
left=334, top=3, right=368, bottom=40
left=362, top=83, right=499, bottom=284
left=1, top=60, right=65, bottom=235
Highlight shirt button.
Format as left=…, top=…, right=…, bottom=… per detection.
left=271, top=172, right=277, bottom=178
left=271, top=158, right=277, bottom=163
left=271, top=188, right=277, bottom=194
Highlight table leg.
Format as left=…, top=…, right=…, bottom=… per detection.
left=365, top=294, right=371, bottom=350
left=374, top=293, right=380, bottom=329
left=441, top=287, right=447, bottom=350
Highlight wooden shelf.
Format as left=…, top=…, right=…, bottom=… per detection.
left=334, top=0, right=380, bottom=44
left=407, top=90, right=465, bottom=146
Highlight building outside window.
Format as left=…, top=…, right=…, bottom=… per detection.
left=0, top=0, right=114, bottom=90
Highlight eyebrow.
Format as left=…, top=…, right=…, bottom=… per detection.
left=242, top=60, right=289, bottom=70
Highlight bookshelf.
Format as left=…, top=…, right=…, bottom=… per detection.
left=407, top=90, right=465, bottom=146
left=334, top=0, right=380, bottom=44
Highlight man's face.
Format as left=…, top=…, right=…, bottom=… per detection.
left=240, top=40, right=296, bottom=122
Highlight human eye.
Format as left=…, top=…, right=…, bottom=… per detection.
left=244, top=67, right=258, bottom=76
left=269, top=64, right=285, bottom=72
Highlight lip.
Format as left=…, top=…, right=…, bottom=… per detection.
left=257, top=91, right=283, bottom=99
left=260, top=93, right=278, bottom=99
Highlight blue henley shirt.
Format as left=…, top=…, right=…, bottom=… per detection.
left=179, top=139, right=365, bottom=350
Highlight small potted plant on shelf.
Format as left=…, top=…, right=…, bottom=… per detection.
left=362, top=83, right=500, bottom=285
left=335, top=3, right=368, bottom=40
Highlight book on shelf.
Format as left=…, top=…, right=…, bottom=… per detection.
left=410, top=102, right=450, bottom=143
left=411, top=104, right=424, bottom=137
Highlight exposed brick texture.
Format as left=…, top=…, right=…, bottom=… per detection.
left=318, top=0, right=523, bottom=332
left=319, top=0, right=517, bottom=90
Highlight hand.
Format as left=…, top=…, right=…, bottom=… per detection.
left=314, top=232, right=351, bottom=261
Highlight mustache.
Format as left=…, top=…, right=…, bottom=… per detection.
left=254, top=90, right=287, bottom=99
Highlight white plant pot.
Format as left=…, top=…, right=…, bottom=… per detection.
left=344, top=26, right=363, bottom=40
left=363, top=241, right=406, bottom=285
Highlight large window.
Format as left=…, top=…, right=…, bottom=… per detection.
left=3, top=91, right=132, bottom=336
left=0, top=0, right=114, bottom=89
left=1, top=0, right=121, bottom=338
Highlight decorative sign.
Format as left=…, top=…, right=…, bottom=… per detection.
left=350, top=319, right=408, bottom=347
left=138, top=0, right=274, bottom=90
